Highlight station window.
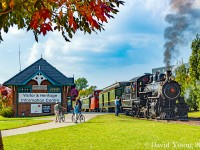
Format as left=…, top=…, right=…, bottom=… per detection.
left=18, top=86, right=31, bottom=93
left=48, top=87, right=61, bottom=93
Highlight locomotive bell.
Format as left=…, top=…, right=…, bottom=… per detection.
left=165, top=70, right=172, bottom=80
left=170, top=75, right=175, bottom=80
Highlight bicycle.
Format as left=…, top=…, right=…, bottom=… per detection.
left=71, top=112, right=85, bottom=123
left=58, top=110, right=65, bottom=123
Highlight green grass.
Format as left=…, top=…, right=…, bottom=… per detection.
left=188, top=111, right=200, bottom=118
left=3, top=114, right=200, bottom=150
left=0, top=116, right=52, bottom=130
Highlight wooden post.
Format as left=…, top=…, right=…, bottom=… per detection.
left=0, top=130, right=4, bottom=150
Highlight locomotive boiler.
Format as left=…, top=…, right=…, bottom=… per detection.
left=121, top=70, right=188, bottom=120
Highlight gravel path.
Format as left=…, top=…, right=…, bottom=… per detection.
left=2, top=113, right=103, bottom=137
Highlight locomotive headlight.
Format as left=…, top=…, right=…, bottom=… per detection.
left=170, top=76, right=175, bottom=80
left=170, top=87, right=175, bottom=93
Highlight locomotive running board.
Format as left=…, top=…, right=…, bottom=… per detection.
left=147, top=97, right=160, bottom=99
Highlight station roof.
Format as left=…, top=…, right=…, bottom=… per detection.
left=3, top=58, right=75, bottom=86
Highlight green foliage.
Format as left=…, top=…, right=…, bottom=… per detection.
left=75, top=77, right=97, bottom=98
left=0, top=0, right=124, bottom=42
left=188, top=111, right=200, bottom=118
left=75, top=78, right=88, bottom=91
left=185, top=87, right=198, bottom=111
left=189, top=35, right=200, bottom=82
left=175, top=63, right=189, bottom=97
left=79, top=86, right=97, bottom=97
left=3, top=115, right=200, bottom=150
left=188, top=35, right=200, bottom=110
left=0, top=106, right=13, bottom=118
left=85, top=86, right=97, bottom=95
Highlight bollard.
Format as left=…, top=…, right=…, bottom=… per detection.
left=0, top=130, right=4, bottom=150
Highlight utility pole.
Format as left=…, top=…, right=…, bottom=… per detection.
left=19, top=45, right=21, bottom=72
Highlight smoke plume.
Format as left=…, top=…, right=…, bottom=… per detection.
left=164, top=0, right=200, bottom=67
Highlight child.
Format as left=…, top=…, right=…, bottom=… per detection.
left=74, top=102, right=79, bottom=123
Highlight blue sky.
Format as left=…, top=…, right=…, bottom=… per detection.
left=0, top=0, right=198, bottom=89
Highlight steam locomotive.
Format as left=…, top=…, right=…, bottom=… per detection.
left=77, top=70, right=188, bottom=120
left=121, top=70, right=189, bottom=120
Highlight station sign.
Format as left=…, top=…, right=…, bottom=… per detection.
left=42, top=105, right=51, bottom=113
left=18, top=93, right=61, bottom=103
left=32, top=85, right=47, bottom=90
left=31, top=104, right=42, bottom=113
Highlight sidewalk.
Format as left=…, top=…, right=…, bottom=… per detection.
left=1, top=113, right=102, bottom=137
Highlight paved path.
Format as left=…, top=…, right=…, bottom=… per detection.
left=1, top=113, right=103, bottom=137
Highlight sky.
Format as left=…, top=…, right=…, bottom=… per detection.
left=0, top=0, right=199, bottom=89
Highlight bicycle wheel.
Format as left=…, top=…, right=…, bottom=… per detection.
left=58, top=114, right=61, bottom=123
left=72, top=114, right=76, bottom=123
left=58, top=114, right=63, bottom=123
left=61, top=114, right=65, bottom=122
left=80, top=115, right=85, bottom=123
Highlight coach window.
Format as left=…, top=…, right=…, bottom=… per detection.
left=108, top=92, right=110, bottom=105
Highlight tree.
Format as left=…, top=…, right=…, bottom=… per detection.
left=85, top=85, right=96, bottom=95
left=175, top=63, right=188, bottom=97
left=75, top=77, right=88, bottom=91
left=78, top=85, right=97, bottom=97
left=174, top=63, right=196, bottom=110
left=0, top=0, right=124, bottom=42
left=0, top=85, right=12, bottom=108
left=188, top=35, right=200, bottom=111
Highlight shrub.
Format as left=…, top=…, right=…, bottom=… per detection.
left=0, top=107, right=13, bottom=118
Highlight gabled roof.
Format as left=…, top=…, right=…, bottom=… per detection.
left=3, top=58, right=75, bottom=86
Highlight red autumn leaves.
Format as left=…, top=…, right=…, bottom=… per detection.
left=0, top=0, right=123, bottom=42
left=0, top=85, right=12, bottom=107
left=30, top=8, right=53, bottom=36
left=29, top=0, right=118, bottom=36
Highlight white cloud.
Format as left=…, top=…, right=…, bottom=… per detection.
left=43, top=38, right=58, bottom=59
left=1, top=0, right=191, bottom=89
left=193, top=0, right=200, bottom=8
left=9, top=27, right=24, bottom=35
left=27, top=43, right=42, bottom=65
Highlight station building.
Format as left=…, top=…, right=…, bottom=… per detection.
left=3, top=58, right=75, bottom=117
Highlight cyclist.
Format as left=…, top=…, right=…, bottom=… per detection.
left=74, top=101, right=79, bottom=123
left=76, top=98, right=82, bottom=113
left=54, top=102, right=65, bottom=123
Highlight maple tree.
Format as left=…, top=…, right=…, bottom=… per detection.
left=0, top=85, right=12, bottom=107
left=0, top=0, right=124, bottom=42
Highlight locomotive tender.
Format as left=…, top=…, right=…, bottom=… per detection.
left=121, top=70, right=188, bottom=120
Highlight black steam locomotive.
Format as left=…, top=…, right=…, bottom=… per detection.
left=121, top=70, right=188, bottom=120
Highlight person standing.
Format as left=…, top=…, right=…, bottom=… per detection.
left=115, top=96, right=120, bottom=116
left=54, top=102, right=60, bottom=122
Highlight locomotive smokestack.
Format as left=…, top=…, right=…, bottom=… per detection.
left=165, top=70, right=172, bottom=80
left=164, top=0, right=200, bottom=67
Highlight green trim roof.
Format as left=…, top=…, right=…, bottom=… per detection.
left=3, top=58, right=75, bottom=86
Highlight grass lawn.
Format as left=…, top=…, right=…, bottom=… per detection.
left=0, top=116, right=52, bottom=130
left=188, top=111, right=200, bottom=118
left=3, top=114, right=200, bottom=150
